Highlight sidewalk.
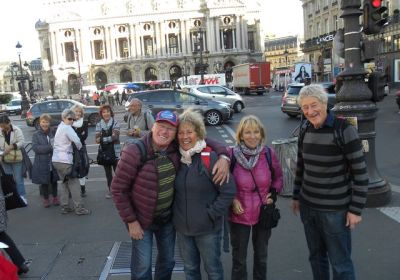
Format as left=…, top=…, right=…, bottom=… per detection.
left=6, top=179, right=400, bottom=280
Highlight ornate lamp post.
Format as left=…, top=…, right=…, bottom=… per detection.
left=283, top=49, right=289, bottom=89
left=183, top=56, right=190, bottom=85
left=193, top=28, right=209, bottom=85
left=333, top=0, right=390, bottom=206
left=15, top=42, right=30, bottom=118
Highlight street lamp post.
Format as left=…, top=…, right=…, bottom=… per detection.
left=183, top=56, right=190, bottom=85
left=333, top=0, right=391, bottom=206
left=193, top=29, right=208, bottom=85
left=73, top=47, right=83, bottom=96
left=283, top=49, right=289, bottom=89
left=15, top=42, right=30, bottom=118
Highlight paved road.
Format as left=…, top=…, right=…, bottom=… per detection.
left=5, top=90, right=400, bottom=280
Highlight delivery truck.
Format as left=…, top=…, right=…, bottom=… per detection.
left=232, top=62, right=271, bottom=95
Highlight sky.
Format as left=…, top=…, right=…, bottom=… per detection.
left=0, top=0, right=303, bottom=62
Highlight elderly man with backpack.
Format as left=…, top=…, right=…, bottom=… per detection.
left=291, top=84, right=369, bottom=280
left=111, top=110, right=230, bottom=280
left=124, top=98, right=154, bottom=141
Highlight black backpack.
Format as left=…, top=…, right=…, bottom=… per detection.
left=297, top=117, right=347, bottom=153
left=70, top=144, right=90, bottom=178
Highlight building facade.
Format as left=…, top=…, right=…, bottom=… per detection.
left=264, top=35, right=303, bottom=89
left=301, top=0, right=399, bottom=85
left=300, top=0, right=344, bottom=82
left=36, top=0, right=263, bottom=96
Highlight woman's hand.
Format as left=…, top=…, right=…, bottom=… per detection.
left=212, top=157, right=230, bottom=185
left=264, top=193, right=274, bottom=205
left=232, top=199, right=244, bottom=215
left=3, top=146, right=13, bottom=155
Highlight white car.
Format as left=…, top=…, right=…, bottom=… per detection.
left=181, top=85, right=245, bottom=113
left=5, top=99, right=22, bottom=115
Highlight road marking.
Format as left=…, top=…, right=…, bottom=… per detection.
left=222, top=124, right=236, bottom=139
left=378, top=207, right=400, bottom=224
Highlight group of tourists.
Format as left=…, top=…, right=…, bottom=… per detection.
left=0, top=84, right=368, bottom=280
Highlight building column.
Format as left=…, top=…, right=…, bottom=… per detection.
left=135, top=26, right=142, bottom=58
left=181, top=20, right=188, bottom=54
left=156, top=21, right=163, bottom=56
left=50, top=31, right=58, bottom=65
left=109, top=26, right=117, bottom=61
left=236, top=17, right=241, bottom=50
left=130, top=24, right=136, bottom=59
left=243, top=22, right=248, bottom=50
left=186, top=20, right=192, bottom=54
left=215, top=19, right=221, bottom=51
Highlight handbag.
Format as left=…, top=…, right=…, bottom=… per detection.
left=3, top=149, right=23, bottom=163
left=250, top=170, right=281, bottom=230
left=70, top=144, right=90, bottom=178
left=0, top=165, right=27, bottom=211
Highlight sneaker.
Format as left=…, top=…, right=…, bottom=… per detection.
left=105, top=192, right=112, bottom=199
left=75, top=207, right=91, bottom=215
left=52, top=197, right=60, bottom=206
left=61, top=206, right=74, bottom=214
left=20, top=196, right=28, bottom=206
left=43, top=199, right=50, bottom=208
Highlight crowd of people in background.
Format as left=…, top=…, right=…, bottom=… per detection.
left=0, top=84, right=370, bottom=280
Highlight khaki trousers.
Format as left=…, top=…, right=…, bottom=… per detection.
left=53, top=162, right=82, bottom=209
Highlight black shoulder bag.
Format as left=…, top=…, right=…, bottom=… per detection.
left=249, top=147, right=280, bottom=229
left=0, top=165, right=27, bottom=211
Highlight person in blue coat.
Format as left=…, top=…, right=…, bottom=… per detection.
left=32, top=114, right=59, bottom=208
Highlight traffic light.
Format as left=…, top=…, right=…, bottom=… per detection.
left=363, top=0, right=388, bottom=35
left=368, top=71, right=386, bottom=102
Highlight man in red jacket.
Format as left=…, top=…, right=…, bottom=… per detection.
left=111, top=110, right=230, bottom=280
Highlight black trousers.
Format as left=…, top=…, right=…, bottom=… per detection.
left=40, top=182, right=58, bottom=199
left=103, top=161, right=118, bottom=189
left=230, top=222, right=272, bottom=280
left=0, top=231, right=25, bottom=267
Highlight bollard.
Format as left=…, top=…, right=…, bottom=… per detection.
left=272, top=137, right=298, bottom=197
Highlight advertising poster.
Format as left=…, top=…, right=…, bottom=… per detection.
left=293, top=63, right=312, bottom=83
left=395, top=59, right=400, bottom=83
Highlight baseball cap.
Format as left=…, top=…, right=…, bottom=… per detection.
left=155, top=110, right=178, bottom=127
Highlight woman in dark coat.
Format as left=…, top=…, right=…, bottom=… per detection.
left=32, top=114, right=59, bottom=208
left=71, top=104, right=89, bottom=197
left=0, top=183, right=29, bottom=275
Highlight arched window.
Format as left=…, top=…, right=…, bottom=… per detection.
left=144, top=67, right=157, bottom=81
left=95, top=71, right=107, bottom=89
left=169, top=65, right=182, bottom=82
left=68, top=74, right=80, bottom=95
left=120, top=69, right=132, bottom=82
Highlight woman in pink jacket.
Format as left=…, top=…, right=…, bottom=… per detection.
left=228, top=115, right=283, bottom=280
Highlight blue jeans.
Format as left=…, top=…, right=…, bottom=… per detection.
left=2, top=162, right=25, bottom=196
left=177, top=230, right=223, bottom=280
left=131, top=222, right=175, bottom=280
left=300, top=204, right=355, bottom=280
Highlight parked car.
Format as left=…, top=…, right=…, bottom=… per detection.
left=125, top=89, right=232, bottom=126
left=281, top=82, right=336, bottom=118
left=26, top=99, right=100, bottom=129
left=4, top=99, right=22, bottom=115
left=181, top=85, right=245, bottom=113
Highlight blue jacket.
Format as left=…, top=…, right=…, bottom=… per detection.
left=173, top=151, right=236, bottom=236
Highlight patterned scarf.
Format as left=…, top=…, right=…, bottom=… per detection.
left=233, top=142, right=263, bottom=170
left=179, top=139, right=207, bottom=165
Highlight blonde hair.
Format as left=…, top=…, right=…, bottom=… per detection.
left=39, top=113, right=52, bottom=122
left=235, top=115, right=266, bottom=144
left=179, top=109, right=206, bottom=140
left=71, top=104, right=85, bottom=116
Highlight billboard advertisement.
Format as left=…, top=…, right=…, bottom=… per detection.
left=293, top=63, right=312, bottom=83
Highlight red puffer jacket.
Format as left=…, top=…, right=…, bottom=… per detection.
left=111, top=133, right=180, bottom=230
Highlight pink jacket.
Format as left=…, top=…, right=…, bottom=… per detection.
left=228, top=146, right=283, bottom=226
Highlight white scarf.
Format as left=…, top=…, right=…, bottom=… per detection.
left=72, top=118, right=83, bottom=128
left=179, top=139, right=207, bottom=166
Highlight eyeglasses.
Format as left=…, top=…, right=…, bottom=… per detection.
left=67, top=118, right=75, bottom=121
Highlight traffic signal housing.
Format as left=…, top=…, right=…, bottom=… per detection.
left=368, top=71, right=386, bottom=102
left=363, top=0, right=388, bottom=35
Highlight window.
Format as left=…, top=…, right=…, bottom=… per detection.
left=223, top=29, right=234, bottom=49
left=147, top=91, right=174, bottom=102
left=168, top=21, right=176, bottom=29
left=94, top=40, right=105, bottom=60
left=119, top=38, right=129, bottom=58
left=168, top=34, right=178, bottom=54
left=64, top=42, right=75, bottom=62
left=248, top=31, right=255, bottom=51
left=393, top=35, right=400, bottom=51
left=144, top=36, right=153, bottom=56
left=94, top=28, right=101, bottom=35
left=118, top=26, right=126, bottom=33
left=64, top=30, right=72, bottom=37
left=59, top=101, right=74, bottom=110
left=143, top=23, right=151, bottom=31
left=175, top=92, right=198, bottom=103
left=39, top=102, right=59, bottom=112
left=333, top=15, right=338, bottom=30
left=209, top=86, right=227, bottom=95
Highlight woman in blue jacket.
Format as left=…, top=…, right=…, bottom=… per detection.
left=173, top=109, right=236, bottom=280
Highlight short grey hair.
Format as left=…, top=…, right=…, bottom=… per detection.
left=61, top=109, right=76, bottom=120
left=298, top=84, right=328, bottom=106
left=179, top=109, right=206, bottom=140
left=129, top=98, right=142, bottom=107
left=71, top=104, right=84, bottom=115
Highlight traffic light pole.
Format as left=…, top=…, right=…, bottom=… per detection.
left=333, top=0, right=390, bottom=206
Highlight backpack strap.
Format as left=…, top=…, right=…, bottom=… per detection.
left=332, top=117, right=347, bottom=154
left=134, top=139, right=147, bottom=167
left=264, top=145, right=274, bottom=180
left=297, top=119, right=310, bottom=153
left=144, top=111, right=148, bottom=130
left=201, top=146, right=213, bottom=172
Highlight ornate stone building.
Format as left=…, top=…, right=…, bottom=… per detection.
left=36, top=0, right=263, bottom=96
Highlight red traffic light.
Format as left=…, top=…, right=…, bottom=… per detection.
left=372, top=0, right=381, bottom=8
